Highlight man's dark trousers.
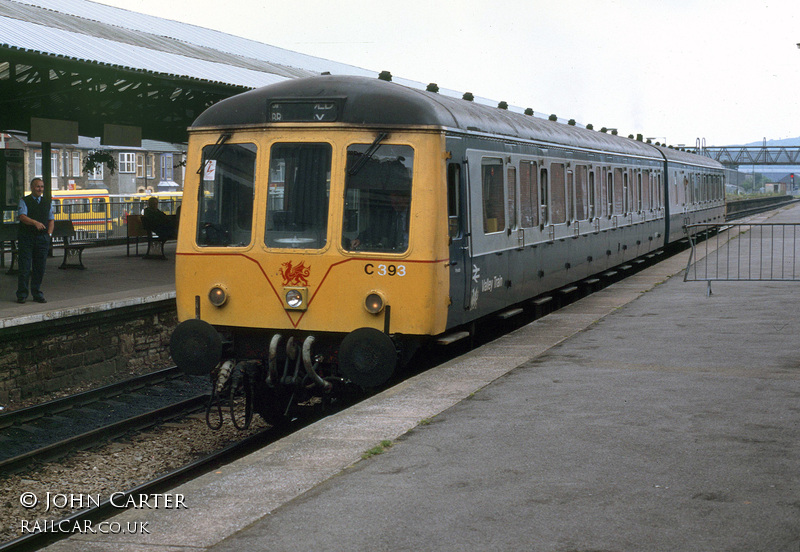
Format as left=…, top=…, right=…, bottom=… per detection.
left=17, top=233, right=49, bottom=301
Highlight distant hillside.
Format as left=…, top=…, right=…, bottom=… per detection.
left=741, top=137, right=800, bottom=147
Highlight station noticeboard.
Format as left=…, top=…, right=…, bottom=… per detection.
left=1, top=148, right=25, bottom=218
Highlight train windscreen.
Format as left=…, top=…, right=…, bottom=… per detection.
left=197, top=143, right=256, bottom=247
left=264, top=143, right=332, bottom=250
left=342, top=144, right=413, bottom=253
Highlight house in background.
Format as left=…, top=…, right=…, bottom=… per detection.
left=1, top=132, right=186, bottom=195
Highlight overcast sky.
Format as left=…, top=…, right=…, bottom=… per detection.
left=96, top=0, right=800, bottom=147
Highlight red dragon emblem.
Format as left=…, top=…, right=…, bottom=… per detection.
left=279, top=260, right=311, bottom=286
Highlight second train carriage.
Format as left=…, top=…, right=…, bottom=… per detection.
left=169, top=75, right=725, bottom=422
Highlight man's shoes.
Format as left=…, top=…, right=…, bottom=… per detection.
left=33, top=296, right=47, bottom=303
left=16, top=297, right=25, bottom=304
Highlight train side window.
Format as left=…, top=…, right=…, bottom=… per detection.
left=673, top=171, right=679, bottom=205
left=447, top=163, right=461, bottom=239
left=637, top=172, right=644, bottom=212
left=92, top=197, right=106, bottom=213
left=684, top=176, right=690, bottom=205
left=550, top=163, right=566, bottom=224
left=621, top=170, right=629, bottom=214
left=507, top=165, right=517, bottom=230
left=197, top=142, right=257, bottom=247
left=587, top=168, right=596, bottom=219
left=566, top=170, right=574, bottom=223
left=343, top=144, right=414, bottom=253
left=53, top=199, right=61, bottom=215
left=539, top=167, right=549, bottom=226
left=520, top=160, right=538, bottom=228
left=605, top=171, right=614, bottom=216
left=575, top=165, right=588, bottom=221
left=481, top=157, right=505, bottom=234
left=614, top=168, right=624, bottom=215
left=266, top=142, right=332, bottom=250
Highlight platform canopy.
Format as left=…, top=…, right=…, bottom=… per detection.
left=0, top=0, right=379, bottom=144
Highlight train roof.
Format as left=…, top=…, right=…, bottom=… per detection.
left=192, top=75, right=721, bottom=168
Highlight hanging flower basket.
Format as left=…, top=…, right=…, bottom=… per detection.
left=83, top=150, right=117, bottom=175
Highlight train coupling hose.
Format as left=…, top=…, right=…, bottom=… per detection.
left=302, top=336, right=333, bottom=392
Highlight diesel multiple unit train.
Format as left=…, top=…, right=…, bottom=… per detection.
left=169, top=75, right=725, bottom=424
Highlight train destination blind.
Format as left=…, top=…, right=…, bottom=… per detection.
left=269, top=101, right=339, bottom=122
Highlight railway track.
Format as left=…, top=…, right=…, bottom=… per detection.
left=0, top=367, right=209, bottom=475
left=0, top=218, right=769, bottom=551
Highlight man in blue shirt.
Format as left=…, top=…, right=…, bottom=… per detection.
left=16, top=178, right=54, bottom=303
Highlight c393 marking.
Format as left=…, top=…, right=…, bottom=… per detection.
left=364, top=263, right=406, bottom=276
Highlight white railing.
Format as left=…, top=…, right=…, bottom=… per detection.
left=685, top=223, right=800, bottom=295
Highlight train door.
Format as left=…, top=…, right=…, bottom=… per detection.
left=466, top=150, right=514, bottom=316
left=447, top=161, right=471, bottom=312
left=506, top=162, right=524, bottom=295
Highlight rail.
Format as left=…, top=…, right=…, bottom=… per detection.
left=684, top=223, right=800, bottom=295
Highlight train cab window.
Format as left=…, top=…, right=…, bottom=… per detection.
left=447, top=163, right=461, bottom=239
left=481, top=158, right=505, bottom=234
left=343, top=144, right=413, bottom=253
left=520, top=161, right=538, bottom=228
left=265, top=143, right=331, bottom=249
left=197, top=142, right=256, bottom=247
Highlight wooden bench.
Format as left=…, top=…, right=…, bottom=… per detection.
left=1, top=220, right=87, bottom=272
left=127, top=214, right=175, bottom=260
left=126, top=214, right=148, bottom=257
left=0, top=223, right=19, bottom=274
left=54, top=220, right=89, bottom=270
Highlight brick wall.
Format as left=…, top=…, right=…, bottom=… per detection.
left=0, top=301, right=177, bottom=405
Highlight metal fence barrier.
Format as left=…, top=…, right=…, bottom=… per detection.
left=55, top=198, right=181, bottom=243
left=685, top=223, right=800, bottom=295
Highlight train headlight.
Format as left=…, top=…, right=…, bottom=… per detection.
left=283, top=287, right=308, bottom=311
left=365, top=292, right=385, bottom=314
left=208, top=286, right=228, bottom=307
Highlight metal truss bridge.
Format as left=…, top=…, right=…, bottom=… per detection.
left=698, top=142, right=800, bottom=167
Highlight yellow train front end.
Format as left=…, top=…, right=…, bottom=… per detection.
left=171, top=123, right=449, bottom=421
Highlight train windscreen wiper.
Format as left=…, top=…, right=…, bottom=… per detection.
left=347, top=132, right=388, bottom=176
left=197, top=132, right=232, bottom=174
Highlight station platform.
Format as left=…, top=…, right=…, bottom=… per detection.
left=0, top=241, right=176, bottom=330
left=36, top=204, right=800, bottom=551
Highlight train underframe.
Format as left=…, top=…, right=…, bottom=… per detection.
left=171, top=320, right=422, bottom=427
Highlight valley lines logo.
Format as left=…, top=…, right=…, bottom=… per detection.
left=279, top=260, right=311, bottom=286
